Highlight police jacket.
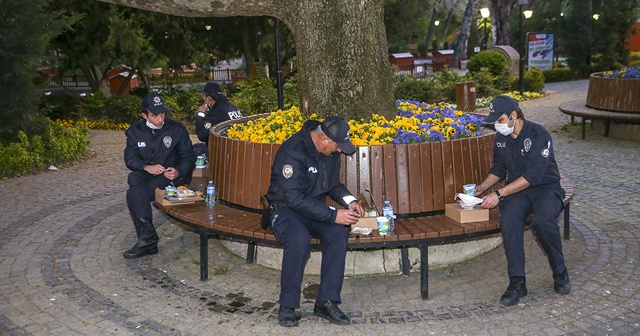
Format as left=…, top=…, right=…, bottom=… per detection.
left=195, top=97, right=243, bottom=144
left=490, top=119, right=562, bottom=189
left=124, top=118, right=196, bottom=181
left=266, top=120, right=354, bottom=224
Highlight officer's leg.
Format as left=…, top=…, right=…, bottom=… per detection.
left=530, top=188, right=566, bottom=275
left=306, top=220, right=348, bottom=303
left=271, top=210, right=311, bottom=309
left=499, top=192, right=532, bottom=278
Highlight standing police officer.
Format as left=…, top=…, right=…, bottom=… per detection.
left=123, top=92, right=196, bottom=259
left=476, top=95, right=570, bottom=306
left=195, top=82, right=243, bottom=146
left=266, top=116, right=364, bottom=327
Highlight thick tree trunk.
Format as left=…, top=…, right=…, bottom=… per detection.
left=490, top=0, right=516, bottom=46
left=454, top=0, right=475, bottom=60
left=96, top=0, right=395, bottom=120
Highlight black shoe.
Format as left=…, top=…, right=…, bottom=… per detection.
left=278, top=305, right=298, bottom=327
left=122, top=242, right=158, bottom=259
left=553, top=268, right=571, bottom=294
left=313, top=300, right=350, bottom=325
left=500, top=276, right=528, bottom=306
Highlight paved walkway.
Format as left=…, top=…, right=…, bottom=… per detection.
left=1, top=80, right=639, bottom=335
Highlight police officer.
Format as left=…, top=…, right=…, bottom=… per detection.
left=195, top=82, right=243, bottom=146
left=476, top=95, right=570, bottom=306
left=266, top=116, right=364, bottom=327
left=123, top=92, right=196, bottom=259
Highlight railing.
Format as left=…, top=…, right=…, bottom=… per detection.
left=49, top=75, right=89, bottom=87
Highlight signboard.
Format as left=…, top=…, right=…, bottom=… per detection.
left=527, top=32, right=554, bottom=71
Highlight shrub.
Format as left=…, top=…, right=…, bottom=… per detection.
left=543, top=68, right=577, bottom=82
left=431, top=69, right=466, bottom=103
left=393, top=76, right=435, bottom=103
left=509, top=67, right=545, bottom=93
left=104, top=95, right=142, bottom=124
left=629, top=60, right=640, bottom=67
left=468, top=68, right=503, bottom=98
left=466, top=50, right=510, bottom=91
left=39, top=94, right=83, bottom=120
left=229, top=77, right=299, bottom=116
left=629, top=52, right=640, bottom=63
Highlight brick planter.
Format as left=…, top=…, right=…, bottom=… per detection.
left=586, top=74, right=640, bottom=113
left=208, top=114, right=495, bottom=215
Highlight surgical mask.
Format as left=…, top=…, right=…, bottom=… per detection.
left=146, top=120, right=163, bottom=129
left=495, top=116, right=514, bottom=136
left=455, top=193, right=484, bottom=208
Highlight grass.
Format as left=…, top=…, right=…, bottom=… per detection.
left=214, top=265, right=229, bottom=275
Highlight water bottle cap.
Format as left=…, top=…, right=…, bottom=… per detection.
left=209, top=180, right=213, bottom=183
left=384, top=200, right=390, bottom=204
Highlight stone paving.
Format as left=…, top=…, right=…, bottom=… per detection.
left=1, top=79, right=639, bottom=335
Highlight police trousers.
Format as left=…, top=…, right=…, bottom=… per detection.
left=499, top=184, right=566, bottom=278
left=270, top=208, right=348, bottom=309
left=126, top=171, right=176, bottom=228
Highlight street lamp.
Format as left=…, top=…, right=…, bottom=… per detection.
left=518, top=0, right=532, bottom=98
left=434, top=20, right=440, bottom=50
left=480, top=7, right=490, bottom=50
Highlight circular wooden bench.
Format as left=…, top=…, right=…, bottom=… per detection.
left=158, top=175, right=573, bottom=300
left=559, top=100, right=640, bottom=139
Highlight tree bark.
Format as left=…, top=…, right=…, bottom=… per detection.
left=490, top=0, right=516, bottom=46
left=96, top=0, right=395, bottom=120
left=454, top=0, right=475, bottom=60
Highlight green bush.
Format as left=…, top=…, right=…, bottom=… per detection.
left=0, top=119, right=89, bottom=178
left=229, top=77, right=299, bottom=116
left=162, top=88, right=201, bottom=116
left=39, top=94, right=83, bottom=121
left=509, top=67, right=545, bottom=93
left=104, top=95, right=143, bottom=124
left=468, top=68, right=503, bottom=98
left=393, top=76, right=435, bottom=103
left=628, top=60, right=640, bottom=67
left=466, top=50, right=510, bottom=91
left=543, top=68, right=577, bottom=82
left=431, top=69, right=466, bottom=103
left=629, top=52, right=640, bottom=63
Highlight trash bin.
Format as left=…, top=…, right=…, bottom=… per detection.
left=455, top=82, right=476, bottom=112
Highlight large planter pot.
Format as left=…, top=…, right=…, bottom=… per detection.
left=208, top=114, right=495, bottom=215
left=586, top=74, right=640, bottom=113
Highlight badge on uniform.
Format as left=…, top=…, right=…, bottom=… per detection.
left=523, top=138, right=531, bottom=152
left=282, top=164, right=293, bottom=179
left=204, top=122, right=212, bottom=129
left=163, top=136, right=172, bottom=148
left=541, top=148, right=549, bottom=158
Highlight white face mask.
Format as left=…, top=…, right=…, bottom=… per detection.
left=495, top=116, right=514, bottom=136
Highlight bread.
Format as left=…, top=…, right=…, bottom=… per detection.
left=177, top=186, right=189, bottom=190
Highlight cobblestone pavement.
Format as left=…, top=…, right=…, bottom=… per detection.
left=1, top=80, right=639, bottom=335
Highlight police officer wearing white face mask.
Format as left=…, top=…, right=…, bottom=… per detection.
left=475, top=95, right=570, bottom=306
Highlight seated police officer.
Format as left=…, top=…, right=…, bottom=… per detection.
left=123, top=92, right=196, bottom=259
left=195, top=82, right=243, bottom=146
left=476, top=95, right=571, bottom=306
left=266, top=116, right=364, bottom=327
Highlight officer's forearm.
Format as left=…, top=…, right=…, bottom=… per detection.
left=497, top=177, right=530, bottom=197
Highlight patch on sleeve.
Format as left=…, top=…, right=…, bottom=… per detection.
left=282, top=164, right=293, bottom=179
left=541, top=148, right=550, bottom=158
left=204, top=122, right=212, bottom=129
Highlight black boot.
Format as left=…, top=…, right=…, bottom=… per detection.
left=123, top=218, right=159, bottom=259
left=313, top=300, right=351, bottom=325
left=500, top=276, right=528, bottom=306
left=553, top=268, right=571, bottom=294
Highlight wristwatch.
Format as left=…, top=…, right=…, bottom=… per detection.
left=495, top=190, right=504, bottom=202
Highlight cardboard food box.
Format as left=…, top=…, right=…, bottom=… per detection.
left=192, top=166, right=208, bottom=178
left=154, top=188, right=204, bottom=207
left=444, top=203, right=489, bottom=223
left=355, top=216, right=379, bottom=229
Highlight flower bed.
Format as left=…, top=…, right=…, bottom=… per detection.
left=587, top=68, right=640, bottom=113
left=209, top=104, right=496, bottom=215
left=227, top=101, right=484, bottom=145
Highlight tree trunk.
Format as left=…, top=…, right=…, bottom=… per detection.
left=454, top=0, right=475, bottom=60
left=490, top=0, right=516, bottom=46
left=96, top=0, right=395, bottom=120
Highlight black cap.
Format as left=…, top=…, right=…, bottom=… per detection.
left=198, top=82, right=224, bottom=99
left=321, top=116, right=356, bottom=155
left=141, top=92, right=168, bottom=115
left=484, top=95, right=520, bottom=124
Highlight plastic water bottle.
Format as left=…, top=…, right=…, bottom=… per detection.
left=206, top=180, right=216, bottom=207
left=382, top=199, right=395, bottom=231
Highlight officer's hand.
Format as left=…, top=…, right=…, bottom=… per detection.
left=197, top=104, right=207, bottom=113
left=335, top=209, right=360, bottom=225
left=163, top=167, right=180, bottom=181
left=475, top=184, right=485, bottom=195
left=480, top=192, right=499, bottom=209
left=144, top=164, right=165, bottom=176
left=348, top=201, right=364, bottom=218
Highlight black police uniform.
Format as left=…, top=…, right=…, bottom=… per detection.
left=195, top=97, right=243, bottom=144
left=124, top=118, right=196, bottom=240
left=266, top=120, right=355, bottom=309
left=490, top=119, right=566, bottom=278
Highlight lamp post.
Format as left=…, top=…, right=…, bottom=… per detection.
left=434, top=20, right=440, bottom=51
left=480, top=7, right=490, bottom=50
left=273, top=18, right=284, bottom=110
left=518, top=0, right=532, bottom=98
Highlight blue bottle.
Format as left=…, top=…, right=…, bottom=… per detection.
left=382, top=199, right=395, bottom=231
left=206, top=180, right=216, bottom=207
